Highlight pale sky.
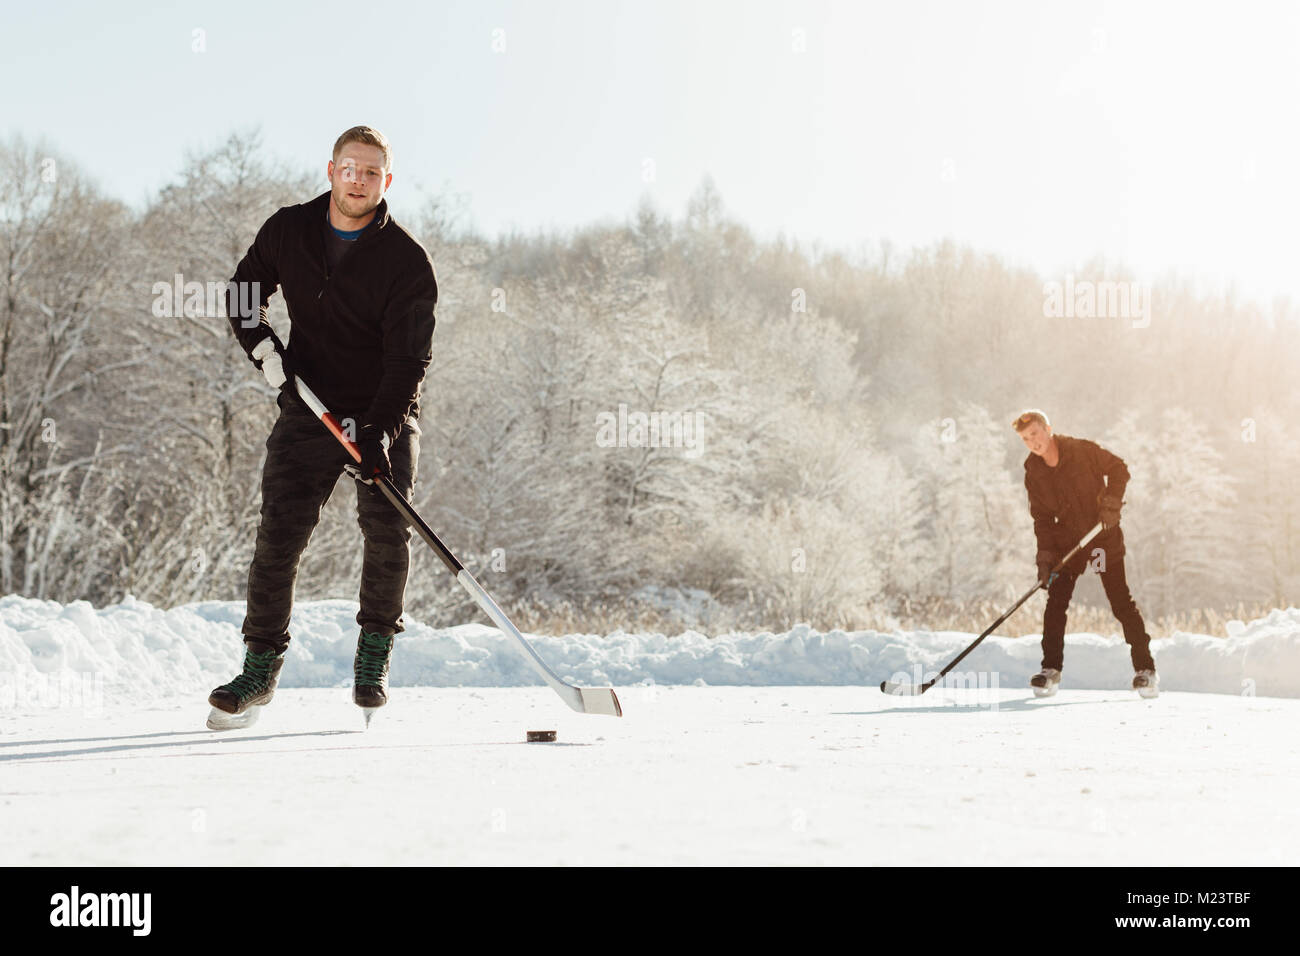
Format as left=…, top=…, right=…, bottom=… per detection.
left=6, top=0, right=1299, bottom=306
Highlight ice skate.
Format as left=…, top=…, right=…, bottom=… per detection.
left=207, top=640, right=285, bottom=730
left=1133, top=668, right=1159, bottom=699
left=354, top=629, right=395, bottom=728
left=1030, top=667, right=1061, bottom=698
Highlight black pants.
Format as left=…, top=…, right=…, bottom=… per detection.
left=1041, top=550, right=1155, bottom=672
left=240, top=393, right=420, bottom=651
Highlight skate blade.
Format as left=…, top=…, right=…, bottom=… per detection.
left=360, top=707, right=379, bottom=729
left=1031, top=684, right=1059, bottom=698
left=206, top=705, right=262, bottom=731
left=1137, top=686, right=1160, bottom=699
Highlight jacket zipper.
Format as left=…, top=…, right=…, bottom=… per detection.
left=318, top=211, right=382, bottom=299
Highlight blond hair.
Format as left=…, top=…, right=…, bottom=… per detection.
left=332, top=126, right=392, bottom=171
left=1012, top=409, right=1051, bottom=432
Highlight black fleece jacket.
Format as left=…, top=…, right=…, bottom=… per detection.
left=226, top=191, right=437, bottom=442
left=1024, top=434, right=1130, bottom=565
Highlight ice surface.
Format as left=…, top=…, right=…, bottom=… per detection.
left=1, top=686, right=1296, bottom=865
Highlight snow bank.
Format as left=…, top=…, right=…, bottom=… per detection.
left=2, top=594, right=1298, bottom=704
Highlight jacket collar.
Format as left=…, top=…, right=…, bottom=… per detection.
left=1025, top=434, right=1072, bottom=471
left=311, top=190, right=390, bottom=242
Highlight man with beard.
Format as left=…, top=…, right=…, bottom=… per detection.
left=210, top=126, right=438, bottom=728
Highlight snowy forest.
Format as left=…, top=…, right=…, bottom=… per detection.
left=2, top=130, right=1297, bottom=638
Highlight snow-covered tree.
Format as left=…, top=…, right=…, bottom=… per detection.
left=1105, top=408, right=1239, bottom=617
left=911, top=403, right=1030, bottom=603
left=0, top=136, right=138, bottom=598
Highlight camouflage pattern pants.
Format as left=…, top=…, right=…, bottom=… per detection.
left=241, top=392, right=420, bottom=651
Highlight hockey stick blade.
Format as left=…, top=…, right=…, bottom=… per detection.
left=458, top=569, right=623, bottom=716
left=579, top=688, right=623, bottom=716
left=879, top=679, right=932, bottom=696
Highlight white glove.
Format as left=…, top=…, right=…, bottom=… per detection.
left=251, top=337, right=287, bottom=390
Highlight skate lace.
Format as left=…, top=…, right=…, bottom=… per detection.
left=356, top=630, right=393, bottom=685
left=224, top=649, right=277, bottom=700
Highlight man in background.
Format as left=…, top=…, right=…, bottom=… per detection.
left=1014, top=409, right=1157, bottom=698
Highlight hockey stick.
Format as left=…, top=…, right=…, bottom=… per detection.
left=880, top=522, right=1104, bottom=696
left=291, top=377, right=622, bottom=717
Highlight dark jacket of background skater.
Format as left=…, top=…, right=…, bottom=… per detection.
left=207, top=126, right=438, bottom=730
left=1013, top=409, right=1158, bottom=699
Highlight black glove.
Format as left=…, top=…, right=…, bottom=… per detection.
left=1098, top=493, right=1122, bottom=530
left=355, top=424, right=392, bottom=482
left=1036, top=552, right=1057, bottom=588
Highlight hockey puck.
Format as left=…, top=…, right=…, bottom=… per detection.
left=526, top=730, right=557, bottom=743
